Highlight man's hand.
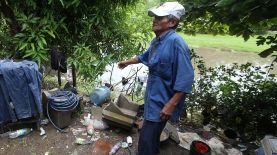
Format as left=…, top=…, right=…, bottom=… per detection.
left=118, top=56, right=139, bottom=69
left=160, top=92, right=186, bottom=121
left=160, top=103, right=176, bottom=120
left=118, top=61, right=128, bottom=69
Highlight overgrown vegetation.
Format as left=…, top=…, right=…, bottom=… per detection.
left=1, top=0, right=276, bottom=142
left=187, top=49, right=277, bottom=140
left=179, top=0, right=277, bottom=57
left=0, top=0, right=151, bottom=82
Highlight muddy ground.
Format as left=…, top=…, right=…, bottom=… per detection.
left=0, top=105, right=189, bottom=155
left=0, top=48, right=274, bottom=155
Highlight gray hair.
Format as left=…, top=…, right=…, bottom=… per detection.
left=167, top=15, right=179, bottom=29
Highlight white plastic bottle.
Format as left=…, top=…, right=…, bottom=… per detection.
left=127, top=136, right=133, bottom=146
left=9, top=128, right=33, bottom=139
left=109, top=142, right=121, bottom=155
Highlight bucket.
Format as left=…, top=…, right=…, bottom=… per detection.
left=190, top=140, right=211, bottom=155
left=47, top=91, right=79, bottom=129
left=90, top=86, right=111, bottom=106
left=48, top=106, right=74, bottom=129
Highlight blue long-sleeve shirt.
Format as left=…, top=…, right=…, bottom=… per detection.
left=138, top=29, right=194, bottom=122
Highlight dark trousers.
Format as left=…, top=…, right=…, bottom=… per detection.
left=138, top=120, right=167, bottom=155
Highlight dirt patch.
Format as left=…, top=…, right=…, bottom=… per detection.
left=0, top=112, right=188, bottom=155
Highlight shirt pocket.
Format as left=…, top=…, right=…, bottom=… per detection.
left=157, top=60, right=172, bottom=80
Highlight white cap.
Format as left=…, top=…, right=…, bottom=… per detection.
left=148, top=2, right=185, bottom=20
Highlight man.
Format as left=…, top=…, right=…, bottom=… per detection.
left=118, top=2, right=194, bottom=155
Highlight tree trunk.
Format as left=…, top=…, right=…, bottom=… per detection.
left=0, top=0, right=20, bottom=36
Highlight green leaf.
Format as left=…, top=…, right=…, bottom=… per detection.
left=22, top=24, right=28, bottom=31
left=61, top=24, right=69, bottom=33
left=31, top=43, right=35, bottom=51
left=38, top=52, right=48, bottom=61
left=268, top=74, right=275, bottom=78
left=216, top=0, right=237, bottom=7
left=45, top=30, right=55, bottom=38
left=38, top=41, right=44, bottom=49
left=59, top=0, right=64, bottom=7
left=19, top=43, right=28, bottom=50
left=41, top=37, right=47, bottom=45
left=15, top=33, right=25, bottom=38
left=258, top=45, right=277, bottom=58
left=23, top=50, right=35, bottom=58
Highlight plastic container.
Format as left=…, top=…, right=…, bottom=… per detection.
left=47, top=91, right=79, bottom=129
left=90, top=86, right=111, bottom=106
left=189, top=140, right=211, bottom=155
left=9, top=128, right=32, bottom=139
left=109, top=142, right=121, bottom=155
left=48, top=106, right=74, bottom=129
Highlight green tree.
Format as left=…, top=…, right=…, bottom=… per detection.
left=0, top=0, right=150, bottom=82
left=179, top=0, right=277, bottom=57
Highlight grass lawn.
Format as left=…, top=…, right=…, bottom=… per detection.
left=180, top=33, right=271, bottom=53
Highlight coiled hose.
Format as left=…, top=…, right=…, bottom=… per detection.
left=47, top=91, right=79, bottom=132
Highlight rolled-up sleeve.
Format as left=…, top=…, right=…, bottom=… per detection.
left=138, top=48, right=150, bottom=66
left=173, top=44, right=194, bottom=94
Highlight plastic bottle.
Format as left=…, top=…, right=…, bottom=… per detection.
left=109, top=142, right=121, bottom=155
left=127, top=136, right=133, bottom=146
left=87, top=124, right=94, bottom=135
left=8, top=128, right=33, bottom=139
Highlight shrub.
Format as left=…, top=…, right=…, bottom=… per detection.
left=187, top=50, right=277, bottom=140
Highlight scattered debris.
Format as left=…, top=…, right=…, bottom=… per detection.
left=91, top=119, right=109, bottom=130
left=42, top=135, right=47, bottom=140
left=178, top=131, right=243, bottom=155
left=74, top=138, right=92, bottom=145
left=127, top=136, right=133, bottom=146
left=237, top=144, right=247, bottom=152
left=164, top=122, right=180, bottom=143
left=71, top=128, right=86, bottom=136
left=40, top=119, right=49, bottom=125
left=87, top=124, right=94, bottom=135
left=91, top=139, right=112, bottom=155
left=40, top=127, right=46, bottom=136
left=0, top=131, right=11, bottom=138
left=81, top=117, right=108, bottom=130
left=206, top=137, right=226, bottom=154
left=109, top=141, right=122, bottom=155
left=91, top=132, right=101, bottom=142
left=226, top=148, right=243, bottom=155
left=178, top=132, right=201, bottom=150
left=121, top=142, right=129, bottom=149
left=8, top=128, right=33, bottom=139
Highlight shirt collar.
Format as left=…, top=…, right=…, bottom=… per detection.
left=154, top=29, right=175, bottom=43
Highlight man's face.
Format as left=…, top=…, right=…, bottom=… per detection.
left=152, top=16, right=175, bottom=35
